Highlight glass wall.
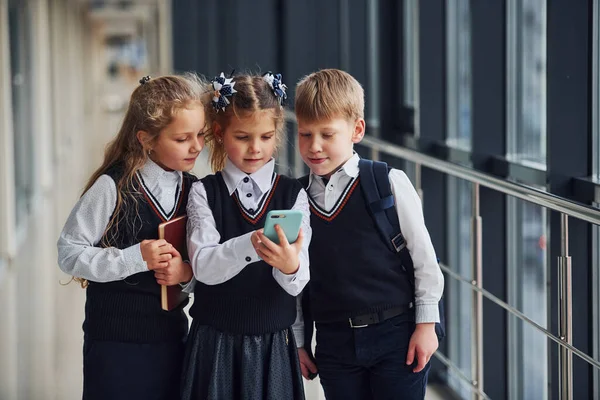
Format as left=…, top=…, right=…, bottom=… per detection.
left=403, top=0, right=419, bottom=131
left=506, top=197, right=549, bottom=399
left=403, top=0, right=419, bottom=185
left=506, top=0, right=548, bottom=398
left=446, top=177, right=473, bottom=399
left=506, top=0, right=547, bottom=168
left=445, top=1, right=473, bottom=398
left=446, top=0, right=472, bottom=151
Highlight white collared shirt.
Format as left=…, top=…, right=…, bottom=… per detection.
left=186, top=158, right=312, bottom=298
left=305, top=153, right=444, bottom=324
left=57, top=159, right=188, bottom=286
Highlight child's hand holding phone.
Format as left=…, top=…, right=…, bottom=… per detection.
left=251, top=225, right=304, bottom=275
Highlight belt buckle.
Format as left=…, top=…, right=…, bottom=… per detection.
left=349, top=318, right=368, bottom=329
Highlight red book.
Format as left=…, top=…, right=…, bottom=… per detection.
left=158, top=215, right=190, bottom=311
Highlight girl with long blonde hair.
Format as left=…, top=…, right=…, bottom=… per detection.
left=57, top=73, right=210, bottom=400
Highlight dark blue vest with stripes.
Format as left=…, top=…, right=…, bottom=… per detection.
left=305, top=174, right=414, bottom=322
left=84, top=164, right=196, bottom=343
left=190, top=172, right=302, bottom=335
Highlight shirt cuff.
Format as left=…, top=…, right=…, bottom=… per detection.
left=122, top=243, right=148, bottom=276
left=273, top=268, right=301, bottom=296
left=292, top=324, right=304, bottom=348
left=237, top=232, right=261, bottom=265
left=415, top=303, right=440, bottom=324
left=180, top=277, right=196, bottom=293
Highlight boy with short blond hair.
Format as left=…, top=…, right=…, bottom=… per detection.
left=293, top=69, right=444, bottom=400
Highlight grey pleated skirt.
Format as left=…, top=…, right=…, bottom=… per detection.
left=181, top=321, right=305, bottom=400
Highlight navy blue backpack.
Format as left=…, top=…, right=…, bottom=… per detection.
left=357, top=159, right=446, bottom=340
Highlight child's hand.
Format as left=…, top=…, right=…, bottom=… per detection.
left=406, top=323, right=439, bottom=373
left=141, top=239, right=173, bottom=271
left=250, top=226, right=304, bottom=275
left=154, top=247, right=193, bottom=285
left=297, top=347, right=318, bottom=379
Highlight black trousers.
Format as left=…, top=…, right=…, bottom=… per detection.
left=82, top=338, right=185, bottom=400
left=315, top=311, right=430, bottom=400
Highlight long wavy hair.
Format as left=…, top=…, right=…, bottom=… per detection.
left=205, top=73, right=286, bottom=172
left=73, top=73, right=210, bottom=288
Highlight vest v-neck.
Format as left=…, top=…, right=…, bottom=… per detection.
left=308, top=176, right=360, bottom=222
left=136, top=173, right=185, bottom=222
left=232, top=174, right=281, bottom=225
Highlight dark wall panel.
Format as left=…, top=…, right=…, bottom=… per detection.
left=282, top=0, right=342, bottom=103
left=470, top=0, right=508, bottom=398
left=547, top=1, right=593, bottom=398
left=418, top=0, right=448, bottom=383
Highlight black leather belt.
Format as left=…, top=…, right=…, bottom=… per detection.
left=348, top=304, right=412, bottom=328
left=318, top=304, right=413, bottom=329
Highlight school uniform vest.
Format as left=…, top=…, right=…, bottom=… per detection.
left=83, top=164, right=196, bottom=343
left=306, top=175, right=414, bottom=322
left=190, top=172, right=302, bottom=335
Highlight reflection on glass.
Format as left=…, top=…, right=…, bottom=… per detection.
left=446, top=1, right=473, bottom=396
left=506, top=0, right=548, bottom=396
left=447, top=177, right=473, bottom=399
left=507, top=0, right=547, bottom=167
left=403, top=0, right=419, bottom=184
left=446, top=0, right=471, bottom=151
left=404, top=0, right=418, bottom=110
left=507, top=198, right=548, bottom=400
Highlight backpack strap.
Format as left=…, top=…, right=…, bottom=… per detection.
left=358, top=159, right=406, bottom=253
left=359, top=159, right=446, bottom=340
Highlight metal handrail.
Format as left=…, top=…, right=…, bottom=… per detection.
left=357, top=135, right=599, bottom=399
left=360, top=135, right=600, bottom=225
left=440, top=263, right=600, bottom=370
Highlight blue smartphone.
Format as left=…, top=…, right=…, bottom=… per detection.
left=263, top=210, right=303, bottom=244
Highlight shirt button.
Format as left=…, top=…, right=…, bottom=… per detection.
left=245, top=256, right=251, bottom=262
left=243, top=177, right=250, bottom=183
left=249, top=208, right=254, bottom=213
left=327, top=185, right=333, bottom=191
left=246, top=193, right=252, bottom=198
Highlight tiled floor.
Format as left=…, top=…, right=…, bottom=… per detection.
left=426, top=384, right=451, bottom=400
left=304, top=382, right=446, bottom=400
